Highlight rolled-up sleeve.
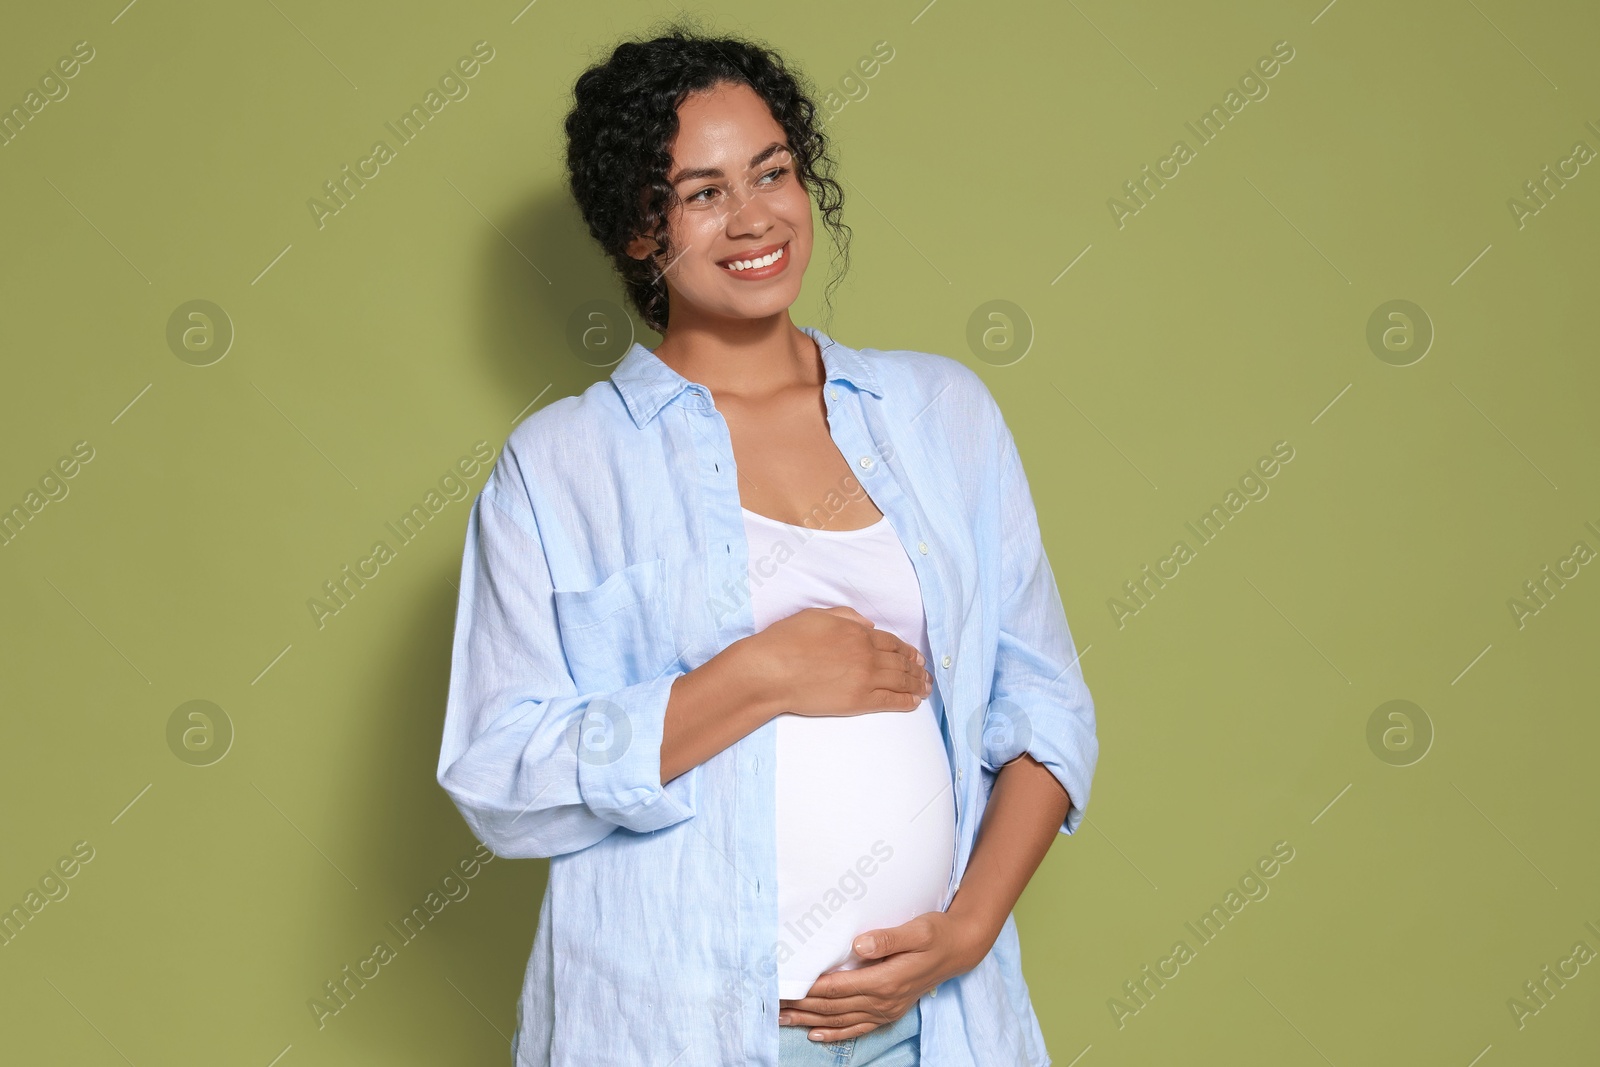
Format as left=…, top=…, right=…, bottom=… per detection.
left=436, top=468, right=695, bottom=860
left=979, top=409, right=1099, bottom=836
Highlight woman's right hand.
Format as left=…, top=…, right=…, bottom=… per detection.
left=735, top=606, right=933, bottom=719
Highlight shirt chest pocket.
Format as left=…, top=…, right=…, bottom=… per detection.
left=552, top=557, right=681, bottom=693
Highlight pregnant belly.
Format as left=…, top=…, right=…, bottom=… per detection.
left=773, top=701, right=956, bottom=1000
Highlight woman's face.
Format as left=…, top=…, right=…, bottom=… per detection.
left=628, top=80, right=813, bottom=326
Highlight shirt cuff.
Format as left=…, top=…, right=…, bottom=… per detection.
left=573, top=671, right=698, bottom=835
left=978, top=696, right=1096, bottom=836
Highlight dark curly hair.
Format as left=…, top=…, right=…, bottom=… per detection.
left=563, top=18, right=851, bottom=334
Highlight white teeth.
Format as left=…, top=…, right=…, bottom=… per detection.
left=723, top=244, right=785, bottom=271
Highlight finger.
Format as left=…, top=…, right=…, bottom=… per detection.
left=867, top=685, right=922, bottom=711
left=781, top=980, right=901, bottom=1035
left=785, top=975, right=887, bottom=1014
left=794, top=960, right=909, bottom=1011
left=803, top=1021, right=884, bottom=1044
left=867, top=628, right=924, bottom=664
left=784, top=991, right=889, bottom=1017
left=864, top=678, right=923, bottom=710
left=870, top=646, right=926, bottom=679
left=872, top=653, right=931, bottom=691
left=855, top=930, right=890, bottom=959
left=856, top=917, right=932, bottom=960
left=781, top=982, right=879, bottom=1008
left=781, top=993, right=881, bottom=1018
left=778, top=1008, right=887, bottom=1027
left=898, top=636, right=926, bottom=668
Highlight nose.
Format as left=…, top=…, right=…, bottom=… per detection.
left=722, top=183, right=773, bottom=234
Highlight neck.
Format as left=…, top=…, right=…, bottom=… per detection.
left=651, top=314, right=821, bottom=402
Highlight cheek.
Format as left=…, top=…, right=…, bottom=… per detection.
left=787, top=191, right=815, bottom=235
left=775, top=198, right=814, bottom=264
left=792, top=203, right=816, bottom=256
left=659, top=216, right=717, bottom=276
left=674, top=213, right=720, bottom=249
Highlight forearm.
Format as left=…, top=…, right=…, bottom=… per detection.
left=660, top=638, right=777, bottom=785
left=944, top=753, right=1072, bottom=964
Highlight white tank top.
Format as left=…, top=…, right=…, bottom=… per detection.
left=741, top=505, right=957, bottom=1000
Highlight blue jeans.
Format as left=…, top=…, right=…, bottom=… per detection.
left=778, top=1002, right=920, bottom=1066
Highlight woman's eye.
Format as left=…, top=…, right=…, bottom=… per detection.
left=684, top=165, right=787, bottom=204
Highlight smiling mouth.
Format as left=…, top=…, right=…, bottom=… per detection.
left=718, top=241, right=788, bottom=272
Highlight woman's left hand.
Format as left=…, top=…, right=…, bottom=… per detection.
left=776, top=910, right=993, bottom=1042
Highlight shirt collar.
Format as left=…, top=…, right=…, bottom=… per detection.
left=609, top=325, right=883, bottom=429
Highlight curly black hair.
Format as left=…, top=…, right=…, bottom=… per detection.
left=562, top=18, right=851, bottom=334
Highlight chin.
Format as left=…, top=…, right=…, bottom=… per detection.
left=733, top=289, right=804, bottom=319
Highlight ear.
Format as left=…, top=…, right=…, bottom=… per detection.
left=625, top=234, right=658, bottom=261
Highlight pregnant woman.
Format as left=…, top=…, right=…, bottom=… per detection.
left=437, top=23, right=1099, bottom=1067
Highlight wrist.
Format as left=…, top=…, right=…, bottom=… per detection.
left=716, top=635, right=783, bottom=726
left=944, top=898, right=1003, bottom=972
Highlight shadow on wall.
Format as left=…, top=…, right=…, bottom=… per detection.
left=347, top=187, right=644, bottom=1060
left=476, top=185, right=659, bottom=422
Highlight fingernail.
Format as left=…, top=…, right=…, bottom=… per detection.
left=809, top=1031, right=825, bottom=1041
left=778, top=1014, right=791, bottom=1025
left=857, top=935, right=875, bottom=954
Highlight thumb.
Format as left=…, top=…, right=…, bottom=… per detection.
left=823, top=605, right=874, bottom=627
left=853, top=929, right=892, bottom=959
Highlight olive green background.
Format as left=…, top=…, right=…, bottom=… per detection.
left=2, top=0, right=1597, bottom=1064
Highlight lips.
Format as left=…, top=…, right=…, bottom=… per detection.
left=716, top=240, right=787, bottom=267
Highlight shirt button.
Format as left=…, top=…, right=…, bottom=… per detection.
left=752, top=756, right=760, bottom=771
left=859, top=456, right=873, bottom=470
left=829, top=388, right=839, bottom=400
left=956, top=768, right=963, bottom=782
left=918, top=541, right=928, bottom=554
left=941, top=655, right=951, bottom=668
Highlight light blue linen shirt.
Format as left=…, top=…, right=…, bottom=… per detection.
left=437, top=325, right=1099, bottom=1066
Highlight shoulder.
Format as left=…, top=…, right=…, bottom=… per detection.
left=857, top=340, right=1007, bottom=444
left=506, top=379, right=620, bottom=453
left=485, top=378, right=625, bottom=509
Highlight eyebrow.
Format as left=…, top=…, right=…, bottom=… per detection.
left=669, top=142, right=791, bottom=186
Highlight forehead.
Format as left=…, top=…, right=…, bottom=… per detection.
left=670, top=82, right=787, bottom=164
